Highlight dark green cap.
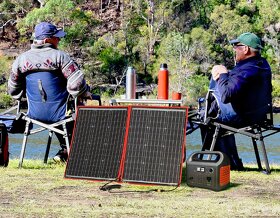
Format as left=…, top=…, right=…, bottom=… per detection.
left=230, top=32, right=263, bottom=49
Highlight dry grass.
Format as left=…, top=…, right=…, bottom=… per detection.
left=0, top=160, right=279, bottom=217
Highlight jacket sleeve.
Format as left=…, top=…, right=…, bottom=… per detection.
left=8, top=57, right=25, bottom=100
left=216, top=69, right=250, bottom=104
left=60, top=53, right=88, bottom=98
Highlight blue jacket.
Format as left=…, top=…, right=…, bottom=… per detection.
left=217, top=55, right=272, bottom=125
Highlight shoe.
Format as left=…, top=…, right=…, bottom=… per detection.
left=53, top=146, right=68, bottom=163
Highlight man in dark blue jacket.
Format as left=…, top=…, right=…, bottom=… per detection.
left=202, top=32, right=272, bottom=170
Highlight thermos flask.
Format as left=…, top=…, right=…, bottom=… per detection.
left=126, top=66, right=136, bottom=99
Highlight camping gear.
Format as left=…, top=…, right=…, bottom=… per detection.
left=157, top=63, right=169, bottom=100
left=0, top=123, right=9, bottom=167
left=126, top=67, right=136, bottom=99
left=65, top=106, right=188, bottom=186
left=186, top=151, right=230, bottom=191
left=0, top=113, right=26, bottom=134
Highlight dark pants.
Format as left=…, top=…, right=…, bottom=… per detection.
left=200, top=125, right=244, bottom=170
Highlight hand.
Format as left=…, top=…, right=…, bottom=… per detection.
left=77, top=91, right=92, bottom=105
left=211, top=65, right=228, bottom=81
left=82, top=91, right=93, bottom=100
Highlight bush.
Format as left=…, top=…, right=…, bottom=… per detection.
left=272, top=80, right=280, bottom=99
left=0, top=93, right=13, bottom=108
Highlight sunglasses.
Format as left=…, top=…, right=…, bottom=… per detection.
left=233, top=44, right=246, bottom=49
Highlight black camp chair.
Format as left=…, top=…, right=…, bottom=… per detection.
left=187, top=92, right=280, bottom=174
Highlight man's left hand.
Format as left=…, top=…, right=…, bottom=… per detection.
left=211, top=65, right=228, bottom=81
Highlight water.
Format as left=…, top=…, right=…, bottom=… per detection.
left=5, top=113, right=280, bottom=164
left=186, top=114, right=280, bottom=164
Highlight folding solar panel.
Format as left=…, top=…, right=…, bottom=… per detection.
left=65, top=106, right=188, bottom=186
left=121, top=107, right=187, bottom=185
left=65, top=107, right=128, bottom=181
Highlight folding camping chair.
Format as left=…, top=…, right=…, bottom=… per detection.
left=187, top=91, right=280, bottom=174
left=17, top=71, right=101, bottom=168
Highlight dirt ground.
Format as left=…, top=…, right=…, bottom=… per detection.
left=0, top=161, right=280, bottom=217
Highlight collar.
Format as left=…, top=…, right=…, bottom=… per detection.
left=236, top=55, right=261, bottom=66
left=31, top=43, right=56, bottom=49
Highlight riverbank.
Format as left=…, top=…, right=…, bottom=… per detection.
left=0, top=160, right=279, bottom=217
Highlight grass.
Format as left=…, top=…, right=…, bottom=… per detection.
left=0, top=160, right=280, bottom=217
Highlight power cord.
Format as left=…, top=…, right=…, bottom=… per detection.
left=99, top=181, right=121, bottom=191
left=108, top=185, right=179, bottom=194
left=99, top=181, right=180, bottom=193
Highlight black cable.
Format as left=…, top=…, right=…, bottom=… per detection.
left=108, top=185, right=179, bottom=194
left=99, top=181, right=115, bottom=191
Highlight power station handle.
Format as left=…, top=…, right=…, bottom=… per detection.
left=188, top=151, right=225, bottom=165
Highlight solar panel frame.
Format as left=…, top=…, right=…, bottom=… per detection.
left=121, top=106, right=188, bottom=186
left=65, top=106, right=129, bottom=181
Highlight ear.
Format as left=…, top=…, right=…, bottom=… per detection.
left=244, top=46, right=250, bottom=55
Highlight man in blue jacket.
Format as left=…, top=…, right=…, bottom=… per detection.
left=202, top=32, right=272, bottom=170
left=8, top=22, right=92, bottom=162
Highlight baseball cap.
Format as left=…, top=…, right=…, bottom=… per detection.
left=229, top=32, right=263, bottom=49
left=34, top=22, right=66, bottom=40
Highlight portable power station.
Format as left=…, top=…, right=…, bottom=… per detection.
left=186, top=151, right=230, bottom=191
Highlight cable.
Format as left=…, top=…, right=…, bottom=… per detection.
left=108, top=185, right=179, bottom=194
left=99, top=181, right=122, bottom=191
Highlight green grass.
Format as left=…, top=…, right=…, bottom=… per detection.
left=0, top=160, right=280, bottom=217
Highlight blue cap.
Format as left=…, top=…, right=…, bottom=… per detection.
left=34, top=22, right=66, bottom=40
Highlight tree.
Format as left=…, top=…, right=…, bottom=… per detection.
left=263, top=23, right=280, bottom=75
left=85, top=32, right=127, bottom=93
left=155, top=28, right=214, bottom=98
left=128, top=0, right=172, bottom=74
left=209, top=4, right=253, bottom=66
left=16, top=0, right=75, bottom=37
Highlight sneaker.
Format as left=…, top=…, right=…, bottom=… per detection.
left=53, top=147, right=68, bottom=163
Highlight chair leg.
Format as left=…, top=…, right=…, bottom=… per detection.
left=259, top=139, right=271, bottom=174
left=44, top=131, right=53, bottom=164
left=256, top=127, right=271, bottom=174
left=209, top=125, right=220, bottom=151
left=19, top=120, right=31, bottom=168
left=62, top=123, right=70, bottom=154
left=251, top=138, right=263, bottom=171
left=204, top=125, right=220, bottom=160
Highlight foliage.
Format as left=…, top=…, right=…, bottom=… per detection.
left=155, top=28, right=213, bottom=93
left=84, top=32, right=127, bottom=94
left=272, top=80, right=280, bottom=99
left=0, top=93, right=13, bottom=108
left=209, top=4, right=253, bottom=67
left=185, top=74, right=209, bottom=105
left=1, top=0, right=280, bottom=102
left=16, top=0, right=75, bottom=38
left=0, top=55, right=11, bottom=79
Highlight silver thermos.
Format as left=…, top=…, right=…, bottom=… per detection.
left=126, top=67, right=136, bottom=99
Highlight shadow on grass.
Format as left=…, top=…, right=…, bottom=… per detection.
left=242, top=166, right=280, bottom=173
left=8, top=159, right=65, bottom=170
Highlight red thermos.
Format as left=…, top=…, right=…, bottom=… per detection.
left=157, top=63, right=169, bottom=99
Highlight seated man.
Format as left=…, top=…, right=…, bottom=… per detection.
left=8, top=22, right=92, bottom=162
left=201, top=32, right=272, bottom=170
